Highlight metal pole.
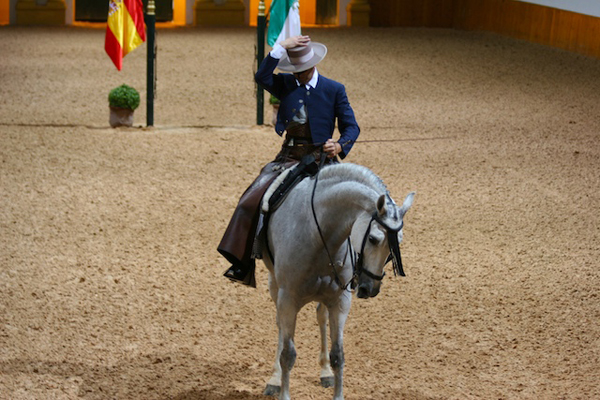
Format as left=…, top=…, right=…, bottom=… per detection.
left=146, top=0, right=156, bottom=127
left=256, top=0, right=266, bottom=125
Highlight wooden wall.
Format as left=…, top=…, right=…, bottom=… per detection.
left=370, top=0, right=455, bottom=28
left=369, top=0, right=600, bottom=59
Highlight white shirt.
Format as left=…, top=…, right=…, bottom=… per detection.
left=270, top=44, right=319, bottom=89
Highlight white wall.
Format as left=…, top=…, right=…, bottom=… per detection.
left=516, top=0, right=600, bottom=18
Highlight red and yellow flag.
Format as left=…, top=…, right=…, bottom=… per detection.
left=105, top=0, right=146, bottom=71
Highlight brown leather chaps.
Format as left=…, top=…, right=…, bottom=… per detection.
left=217, top=125, right=334, bottom=287
left=217, top=161, right=291, bottom=287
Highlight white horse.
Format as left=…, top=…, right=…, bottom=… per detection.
left=259, top=163, right=415, bottom=400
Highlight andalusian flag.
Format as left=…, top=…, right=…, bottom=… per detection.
left=105, top=0, right=146, bottom=71
left=267, top=0, right=301, bottom=47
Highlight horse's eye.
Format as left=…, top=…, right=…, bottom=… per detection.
left=368, top=235, right=379, bottom=245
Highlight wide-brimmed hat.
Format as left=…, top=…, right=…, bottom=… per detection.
left=277, top=41, right=327, bottom=72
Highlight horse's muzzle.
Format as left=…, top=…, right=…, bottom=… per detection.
left=356, top=282, right=380, bottom=299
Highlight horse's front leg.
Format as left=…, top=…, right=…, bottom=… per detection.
left=328, top=291, right=352, bottom=400
left=316, top=303, right=334, bottom=388
left=277, top=292, right=299, bottom=400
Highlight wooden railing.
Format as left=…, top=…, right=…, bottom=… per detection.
left=369, top=0, right=600, bottom=59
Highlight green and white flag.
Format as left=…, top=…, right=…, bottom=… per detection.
left=267, top=0, right=301, bottom=47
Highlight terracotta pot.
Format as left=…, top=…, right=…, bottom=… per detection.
left=109, top=106, right=134, bottom=128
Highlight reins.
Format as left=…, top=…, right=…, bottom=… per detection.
left=309, top=148, right=405, bottom=292
left=310, top=149, right=345, bottom=287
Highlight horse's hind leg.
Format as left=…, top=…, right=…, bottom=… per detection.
left=316, top=303, right=334, bottom=388
left=264, top=272, right=282, bottom=397
left=277, top=293, right=299, bottom=400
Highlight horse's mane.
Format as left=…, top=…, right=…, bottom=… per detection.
left=317, top=163, right=388, bottom=194
left=263, top=163, right=388, bottom=213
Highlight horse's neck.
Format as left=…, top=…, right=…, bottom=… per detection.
left=315, top=181, right=379, bottom=245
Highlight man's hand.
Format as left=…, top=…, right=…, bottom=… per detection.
left=323, top=139, right=341, bottom=158
left=280, top=35, right=311, bottom=50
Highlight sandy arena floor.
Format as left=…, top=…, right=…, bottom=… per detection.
left=1, top=26, right=599, bottom=399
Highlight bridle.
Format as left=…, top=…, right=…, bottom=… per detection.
left=309, top=150, right=405, bottom=291
left=347, top=210, right=405, bottom=290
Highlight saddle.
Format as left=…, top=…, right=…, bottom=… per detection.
left=262, top=154, right=319, bottom=213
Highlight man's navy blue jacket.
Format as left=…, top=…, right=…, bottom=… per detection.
left=255, top=54, right=360, bottom=159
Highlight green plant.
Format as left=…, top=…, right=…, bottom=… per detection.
left=108, top=84, right=140, bottom=110
left=269, top=94, right=280, bottom=105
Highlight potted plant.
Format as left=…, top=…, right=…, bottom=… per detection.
left=108, top=84, right=140, bottom=128
left=269, top=94, right=280, bottom=126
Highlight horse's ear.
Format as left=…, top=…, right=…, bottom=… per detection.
left=400, top=192, right=416, bottom=215
left=377, top=194, right=387, bottom=215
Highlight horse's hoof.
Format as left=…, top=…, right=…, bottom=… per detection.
left=263, top=384, right=281, bottom=397
left=320, top=376, right=335, bottom=388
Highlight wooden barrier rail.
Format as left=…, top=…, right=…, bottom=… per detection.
left=370, top=0, right=600, bottom=59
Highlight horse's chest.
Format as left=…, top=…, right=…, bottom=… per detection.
left=298, top=276, right=340, bottom=302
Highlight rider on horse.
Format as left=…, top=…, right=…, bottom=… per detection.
left=217, top=35, right=361, bottom=287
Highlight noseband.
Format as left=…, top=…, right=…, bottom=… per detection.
left=349, top=211, right=405, bottom=289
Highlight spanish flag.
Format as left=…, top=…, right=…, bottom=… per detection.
left=105, top=0, right=146, bottom=71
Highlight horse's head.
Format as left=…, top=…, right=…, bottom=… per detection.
left=350, top=192, right=415, bottom=299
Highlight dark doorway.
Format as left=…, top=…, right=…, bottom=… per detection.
left=75, top=0, right=173, bottom=22
left=316, top=0, right=337, bottom=25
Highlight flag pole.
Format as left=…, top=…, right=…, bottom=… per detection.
left=256, top=0, right=266, bottom=125
left=146, top=0, right=156, bottom=127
